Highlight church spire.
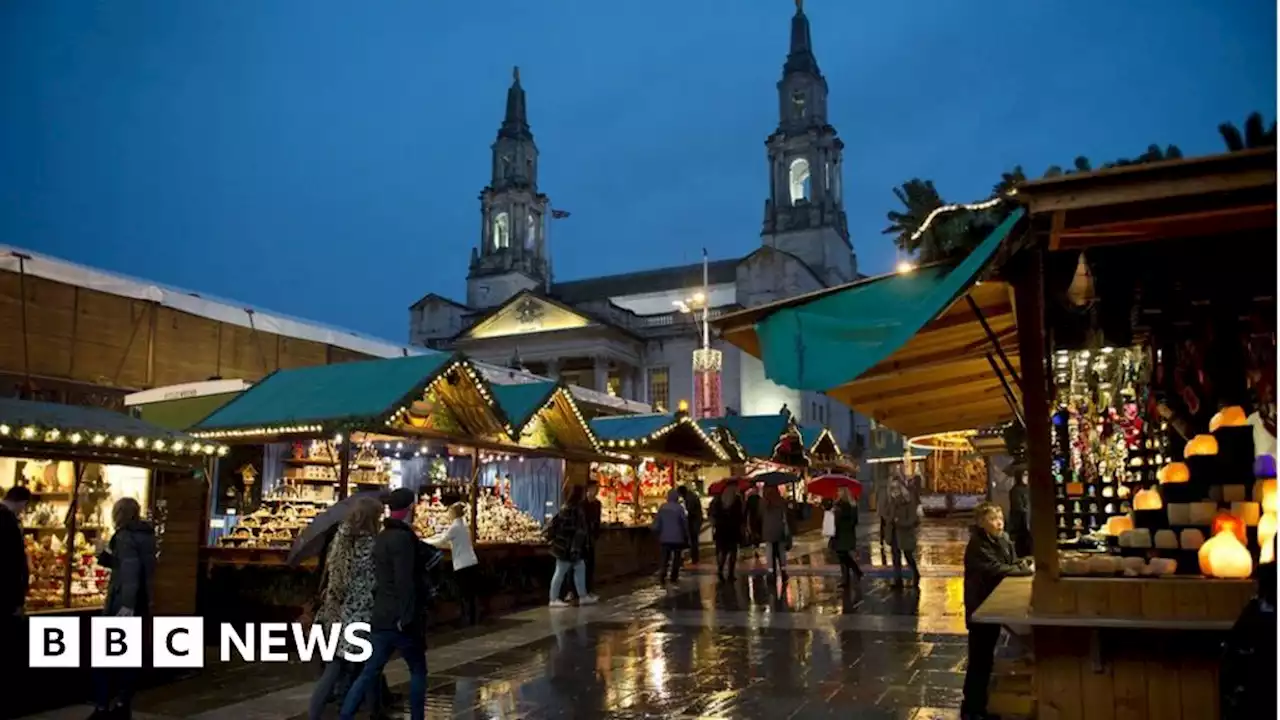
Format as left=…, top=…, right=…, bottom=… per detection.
left=784, top=0, right=821, bottom=77
left=499, top=66, right=532, bottom=141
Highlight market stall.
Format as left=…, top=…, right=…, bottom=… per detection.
left=0, top=397, right=224, bottom=615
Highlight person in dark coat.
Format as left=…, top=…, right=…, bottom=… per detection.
left=0, top=486, right=30, bottom=618
left=831, top=487, right=864, bottom=587
left=709, top=484, right=745, bottom=582
left=961, top=503, right=1032, bottom=720
left=759, top=486, right=791, bottom=581
left=677, top=485, right=704, bottom=564
left=338, top=488, right=429, bottom=720
left=1006, top=472, right=1032, bottom=558
left=562, top=484, right=603, bottom=601
left=744, top=490, right=762, bottom=555
left=1220, top=561, right=1276, bottom=719
left=547, top=486, right=596, bottom=606
left=653, top=489, right=690, bottom=583
left=89, top=497, right=158, bottom=720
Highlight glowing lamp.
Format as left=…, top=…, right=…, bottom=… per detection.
left=1209, top=406, right=1249, bottom=432
left=1157, top=463, right=1190, bottom=484
left=1212, top=511, right=1248, bottom=543
left=1255, top=478, right=1277, bottom=513
left=1105, top=514, right=1134, bottom=536
left=1185, top=434, right=1219, bottom=457
left=1263, top=536, right=1275, bottom=565
left=1231, top=501, right=1262, bottom=527
left=1198, top=530, right=1254, bottom=578
left=677, top=399, right=689, bottom=413
left=1258, top=511, right=1277, bottom=542
left=1254, top=455, right=1276, bottom=479
left=1180, top=528, right=1205, bottom=550
left=1133, top=487, right=1163, bottom=511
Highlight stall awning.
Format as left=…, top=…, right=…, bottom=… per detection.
left=191, top=353, right=512, bottom=442
left=800, top=424, right=841, bottom=456
left=0, top=397, right=225, bottom=467
left=590, top=414, right=729, bottom=463
left=715, top=209, right=1025, bottom=439
left=492, top=381, right=599, bottom=452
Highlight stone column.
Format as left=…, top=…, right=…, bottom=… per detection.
left=545, top=358, right=561, bottom=380
left=593, top=356, right=609, bottom=394
left=620, top=365, right=635, bottom=400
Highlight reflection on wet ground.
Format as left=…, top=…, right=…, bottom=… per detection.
left=23, top=517, right=1028, bottom=720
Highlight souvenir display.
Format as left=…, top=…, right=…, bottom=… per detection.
left=411, top=487, right=545, bottom=545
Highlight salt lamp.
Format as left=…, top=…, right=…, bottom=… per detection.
left=1198, top=530, right=1253, bottom=578
left=1258, top=512, right=1277, bottom=542
left=1189, top=502, right=1218, bottom=525
left=1153, top=529, right=1178, bottom=549
left=1157, top=462, right=1190, bottom=484
left=1180, top=528, right=1205, bottom=550
left=1133, top=487, right=1163, bottom=511
left=1166, top=503, right=1190, bottom=525
left=1185, top=434, right=1219, bottom=457
left=1105, top=514, right=1134, bottom=536
left=1209, top=406, right=1249, bottom=432
left=1263, top=536, right=1275, bottom=565
left=1146, top=557, right=1177, bottom=576
left=1230, top=501, right=1261, bottom=527
left=1213, top=511, right=1248, bottom=543
left=1254, top=454, right=1276, bottom=479
left=1223, top=485, right=1247, bottom=503
left=1256, top=478, right=1277, bottom=513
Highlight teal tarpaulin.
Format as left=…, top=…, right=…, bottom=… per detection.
left=755, top=208, right=1024, bottom=392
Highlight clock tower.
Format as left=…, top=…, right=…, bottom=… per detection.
left=468, top=67, right=552, bottom=309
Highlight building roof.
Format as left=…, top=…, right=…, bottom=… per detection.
left=491, top=381, right=559, bottom=430
left=409, top=292, right=469, bottom=311
left=551, top=258, right=740, bottom=305
left=708, top=414, right=795, bottom=460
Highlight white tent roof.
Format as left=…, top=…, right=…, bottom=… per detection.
left=1, top=245, right=649, bottom=414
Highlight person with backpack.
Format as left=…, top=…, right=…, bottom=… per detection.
left=88, top=498, right=156, bottom=720
left=337, top=489, right=433, bottom=720
left=547, top=486, right=597, bottom=607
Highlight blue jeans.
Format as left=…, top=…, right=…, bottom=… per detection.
left=338, top=629, right=426, bottom=720
left=550, top=559, right=585, bottom=602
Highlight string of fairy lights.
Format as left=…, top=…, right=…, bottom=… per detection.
left=0, top=422, right=226, bottom=456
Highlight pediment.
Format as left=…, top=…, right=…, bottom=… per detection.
left=464, top=292, right=594, bottom=340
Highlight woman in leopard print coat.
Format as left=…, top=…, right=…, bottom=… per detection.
left=308, top=496, right=382, bottom=720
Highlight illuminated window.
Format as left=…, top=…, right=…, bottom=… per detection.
left=647, top=367, right=669, bottom=412
left=493, top=212, right=510, bottom=249
left=789, top=158, right=811, bottom=205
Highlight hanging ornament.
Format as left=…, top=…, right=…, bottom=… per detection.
left=1066, top=252, right=1097, bottom=308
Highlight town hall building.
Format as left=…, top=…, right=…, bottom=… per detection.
left=409, top=2, right=867, bottom=451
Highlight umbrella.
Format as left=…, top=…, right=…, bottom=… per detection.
left=754, top=471, right=801, bottom=487
left=287, top=490, right=387, bottom=567
left=708, top=477, right=751, bottom=495
left=806, top=474, right=862, bottom=500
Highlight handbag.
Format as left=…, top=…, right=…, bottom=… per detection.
left=821, top=510, right=836, bottom=538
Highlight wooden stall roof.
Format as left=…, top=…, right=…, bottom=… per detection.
left=492, top=380, right=600, bottom=452
left=698, top=414, right=807, bottom=465
left=800, top=424, right=841, bottom=456
left=0, top=396, right=225, bottom=468
left=590, top=413, right=730, bottom=463
left=697, top=421, right=749, bottom=463
left=1016, top=147, right=1276, bottom=251
left=188, top=352, right=513, bottom=443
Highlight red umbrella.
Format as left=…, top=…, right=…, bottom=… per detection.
left=806, top=474, right=862, bottom=500
left=708, top=476, right=751, bottom=495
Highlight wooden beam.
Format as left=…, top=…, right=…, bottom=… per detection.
left=830, top=369, right=1003, bottom=405
left=880, top=406, right=1018, bottom=439
left=868, top=382, right=1007, bottom=417
left=859, top=326, right=1019, bottom=379
left=1048, top=210, right=1066, bottom=252
left=1026, top=167, right=1276, bottom=215
left=878, top=396, right=1013, bottom=428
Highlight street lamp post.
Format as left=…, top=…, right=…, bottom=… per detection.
left=673, top=249, right=722, bottom=419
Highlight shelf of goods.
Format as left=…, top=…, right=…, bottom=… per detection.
left=594, top=463, right=640, bottom=527
left=413, top=488, right=547, bottom=545
left=3, top=458, right=152, bottom=611
left=216, top=440, right=390, bottom=550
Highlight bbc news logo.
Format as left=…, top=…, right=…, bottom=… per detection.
left=28, top=617, right=372, bottom=668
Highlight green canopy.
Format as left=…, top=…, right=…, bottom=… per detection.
left=755, top=209, right=1024, bottom=392
left=491, top=381, right=559, bottom=431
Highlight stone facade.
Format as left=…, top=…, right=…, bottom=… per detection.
left=407, top=4, right=868, bottom=452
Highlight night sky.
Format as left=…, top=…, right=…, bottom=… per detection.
left=2, top=0, right=1275, bottom=343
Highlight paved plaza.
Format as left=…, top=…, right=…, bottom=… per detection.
left=21, top=519, right=1032, bottom=720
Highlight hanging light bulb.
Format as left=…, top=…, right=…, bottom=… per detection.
left=1066, top=252, right=1096, bottom=308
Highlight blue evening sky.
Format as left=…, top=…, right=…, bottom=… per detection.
left=1, top=1, right=1275, bottom=343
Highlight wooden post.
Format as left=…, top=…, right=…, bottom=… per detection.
left=145, top=301, right=158, bottom=388
left=337, top=435, right=351, bottom=501
left=1012, top=244, right=1060, bottom=593
left=469, top=448, right=480, bottom=545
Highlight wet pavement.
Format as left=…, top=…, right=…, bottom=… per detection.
left=22, top=517, right=1032, bottom=720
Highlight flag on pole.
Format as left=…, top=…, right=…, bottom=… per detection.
left=551, top=209, right=571, bottom=219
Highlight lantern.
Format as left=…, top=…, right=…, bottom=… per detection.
left=1133, top=487, right=1163, bottom=511
left=1105, top=514, right=1134, bottom=536
left=1258, top=512, right=1277, bottom=542
left=1198, top=530, right=1254, bottom=578
left=1180, top=528, right=1205, bottom=550
left=1255, top=478, right=1277, bottom=513
left=1154, top=529, right=1178, bottom=549
left=1263, top=536, right=1275, bottom=565
left=1157, top=462, right=1190, bottom=484
left=1209, top=406, right=1249, bottom=432
left=1213, top=511, right=1248, bottom=543
left=1185, top=435, right=1219, bottom=457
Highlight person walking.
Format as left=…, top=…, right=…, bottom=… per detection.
left=308, top=496, right=383, bottom=720
left=875, top=469, right=896, bottom=551
left=832, top=487, right=864, bottom=587
left=653, top=489, right=690, bottom=583
left=338, top=488, right=429, bottom=720
left=961, top=503, right=1032, bottom=720
left=88, top=498, right=157, bottom=720
left=547, top=486, right=596, bottom=607
left=888, top=473, right=921, bottom=588
left=561, top=484, right=602, bottom=602
left=759, top=486, right=791, bottom=582
left=744, top=488, right=763, bottom=558
left=709, top=484, right=744, bottom=582
left=676, top=486, right=704, bottom=565
left=1, top=486, right=30, bottom=618
left=1007, top=472, right=1032, bottom=559
left=425, top=502, right=481, bottom=626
